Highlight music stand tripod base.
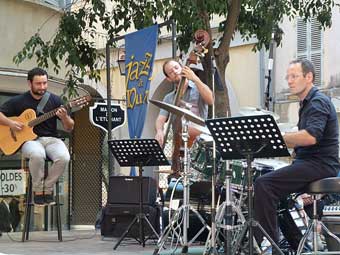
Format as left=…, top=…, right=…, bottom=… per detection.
left=206, top=115, right=290, bottom=255
left=108, top=139, right=170, bottom=250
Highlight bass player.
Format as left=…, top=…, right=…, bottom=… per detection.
left=155, top=60, right=214, bottom=175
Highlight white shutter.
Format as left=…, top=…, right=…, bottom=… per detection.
left=44, top=0, right=69, bottom=9
left=296, top=17, right=323, bottom=86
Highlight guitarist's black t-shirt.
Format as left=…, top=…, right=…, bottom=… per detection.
left=0, top=91, right=63, bottom=137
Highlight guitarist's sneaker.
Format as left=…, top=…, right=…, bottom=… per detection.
left=44, top=194, right=56, bottom=205
left=34, top=194, right=45, bottom=206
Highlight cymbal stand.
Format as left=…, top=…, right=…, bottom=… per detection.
left=153, top=116, right=210, bottom=255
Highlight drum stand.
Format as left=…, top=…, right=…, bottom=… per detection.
left=153, top=117, right=210, bottom=255
left=204, top=164, right=248, bottom=255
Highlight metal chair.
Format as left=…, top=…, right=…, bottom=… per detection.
left=21, top=158, right=62, bottom=242
left=296, top=177, right=340, bottom=255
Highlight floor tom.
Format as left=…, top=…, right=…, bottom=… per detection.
left=230, top=159, right=288, bottom=190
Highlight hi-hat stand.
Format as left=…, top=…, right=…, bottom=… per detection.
left=153, top=116, right=210, bottom=255
left=206, top=114, right=290, bottom=255
left=108, top=139, right=170, bottom=250
left=204, top=161, right=247, bottom=255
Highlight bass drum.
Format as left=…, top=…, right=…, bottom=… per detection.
left=190, top=134, right=225, bottom=182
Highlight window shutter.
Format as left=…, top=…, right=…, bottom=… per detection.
left=296, top=17, right=323, bottom=86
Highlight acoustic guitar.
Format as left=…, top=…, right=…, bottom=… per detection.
left=0, top=95, right=91, bottom=155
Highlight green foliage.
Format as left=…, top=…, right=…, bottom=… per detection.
left=13, top=0, right=339, bottom=97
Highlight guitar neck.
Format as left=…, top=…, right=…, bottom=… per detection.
left=28, top=105, right=69, bottom=127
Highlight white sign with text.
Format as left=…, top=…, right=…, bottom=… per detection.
left=0, top=169, right=25, bottom=196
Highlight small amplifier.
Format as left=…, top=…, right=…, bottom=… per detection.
left=100, top=204, right=160, bottom=238
left=108, top=176, right=157, bottom=205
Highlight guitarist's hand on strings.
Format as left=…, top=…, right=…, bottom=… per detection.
left=56, top=107, right=74, bottom=132
left=9, top=120, right=24, bottom=132
left=56, top=107, right=68, bottom=120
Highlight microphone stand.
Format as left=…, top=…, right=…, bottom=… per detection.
left=204, top=56, right=219, bottom=255
left=264, top=32, right=275, bottom=111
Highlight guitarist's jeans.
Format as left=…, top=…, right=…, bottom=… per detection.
left=21, top=137, right=70, bottom=193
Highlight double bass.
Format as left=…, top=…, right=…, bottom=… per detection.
left=163, top=30, right=210, bottom=176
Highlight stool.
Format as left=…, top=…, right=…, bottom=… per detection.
left=297, top=177, right=340, bottom=254
left=21, top=159, right=62, bottom=242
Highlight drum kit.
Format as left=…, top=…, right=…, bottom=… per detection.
left=150, top=99, right=296, bottom=255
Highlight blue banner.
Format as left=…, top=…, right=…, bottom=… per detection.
left=125, top=25, right=158, bottom=175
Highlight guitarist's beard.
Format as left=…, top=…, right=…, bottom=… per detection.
left=31, top=88, right=47, bottom=97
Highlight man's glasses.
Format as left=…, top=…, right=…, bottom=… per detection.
left=285, top=74, right=303, bottom=81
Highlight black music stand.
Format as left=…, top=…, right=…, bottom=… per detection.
left=108, top=139, right=170, bottom=250
left=206, top=115, right=290, bottom=255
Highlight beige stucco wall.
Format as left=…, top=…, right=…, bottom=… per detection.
left=0, top=0, right=64, bottom=77
left=226, top=43, right=260, bottom=108
left=323, top=9, right=340, bottom=88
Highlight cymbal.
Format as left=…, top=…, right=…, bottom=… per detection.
left=238, top=106, right=280, bottom=121
left=149, top=99, right=205, bottom=126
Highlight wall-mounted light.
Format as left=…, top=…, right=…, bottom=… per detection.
left=117, top=47, right=125, bottom=76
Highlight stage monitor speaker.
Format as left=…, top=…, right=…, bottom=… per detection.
left=108, top=176, right=157, bottom=205
left=100, top=204, right=160, bottom=238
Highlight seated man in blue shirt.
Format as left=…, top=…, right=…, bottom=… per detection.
left=254, top=59, right=340, bottom=254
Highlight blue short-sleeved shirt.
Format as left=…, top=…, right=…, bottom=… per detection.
left=295, top=86, right=340, bottom=172
left=159, top=80, right=208, bottom=119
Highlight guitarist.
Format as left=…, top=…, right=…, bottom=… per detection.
left=155, top=60, right=214, bottom=176
left=0, top=67, right=74, bottom=205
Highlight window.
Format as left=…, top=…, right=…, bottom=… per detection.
left=297, top=17, right=323, bottom=86
left=44, top=0, right=71, bottom=9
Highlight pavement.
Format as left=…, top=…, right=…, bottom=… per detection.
left=0, top=230, right=158, bottom=255
left=0, top=230, right=208, bottom=255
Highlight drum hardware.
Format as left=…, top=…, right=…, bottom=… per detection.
left=204, top=164, right=249, bottom=255
left=206, top=115, right=290, bottom=255
left=238, top=106, right=280, bottom=121
left=153, top=170, right=175, bottom=174
left=152, top=112, right=210, bottom=255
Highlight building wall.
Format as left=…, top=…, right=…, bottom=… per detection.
left=324, top=9, right=340, bottom=88
left=0, top=0, right=63, bottom=76
left=225, top=44, right=260, bottom=108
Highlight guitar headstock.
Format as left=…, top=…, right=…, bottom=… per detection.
left=67, top=95, right=92, bottom=111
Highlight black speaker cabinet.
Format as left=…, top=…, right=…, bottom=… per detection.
left=101, top=204, right=160, bottom=238
left=108, top=176, right=157, bottom=205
